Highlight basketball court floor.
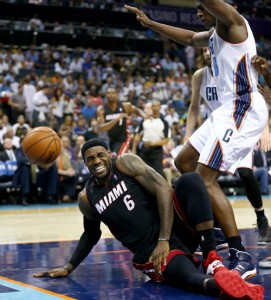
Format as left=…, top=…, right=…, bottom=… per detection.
left=1, top=196, right=271, bottom=300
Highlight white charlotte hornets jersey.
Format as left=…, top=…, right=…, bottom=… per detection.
left=209, top=17, right=258, bottom=102
left=189, top=17, right=268, bottom=173
left=200, top=66, right=220, bottom=112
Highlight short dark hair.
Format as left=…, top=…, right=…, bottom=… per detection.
left=81, top=138, right=109, bottom=159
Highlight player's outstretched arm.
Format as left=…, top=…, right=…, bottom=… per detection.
left=33, top=190, right=101, bottom=278
left=124, top=5, right=210, bottom=47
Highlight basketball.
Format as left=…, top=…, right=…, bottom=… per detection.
left=22, top=127, right=61, bottom=166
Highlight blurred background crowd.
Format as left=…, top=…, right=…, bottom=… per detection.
left=0, top=0, right=271, bottom=205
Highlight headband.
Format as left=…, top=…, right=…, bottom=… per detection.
left=81, top=138, right=109, bottom=159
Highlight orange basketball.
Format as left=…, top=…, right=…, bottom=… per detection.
left=22, top=127, right=61, bottom=166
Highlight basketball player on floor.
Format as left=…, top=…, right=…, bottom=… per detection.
left=125, top=0, right=268, bottom=279
left=97, top=87, right=145, bottom=156
left=185, top=47, right=271, bottom=246
left=33, top=138, right=264, bottom=300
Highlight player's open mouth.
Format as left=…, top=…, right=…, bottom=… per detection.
left=95, top=165, right=106, bottom=174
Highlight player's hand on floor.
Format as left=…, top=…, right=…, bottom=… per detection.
left=33, top=267, right=70, bottom=278
left=148, top=240, right=170, bottom=274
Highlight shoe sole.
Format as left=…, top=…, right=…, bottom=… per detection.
left=238, top=268, right=257, bottom=280
left=214, top=269, right=264, bottom=299
left=259, top=258, right=271, bottom=268
left=243, top=270, right=257, bottom=280
left=257, top=241, right=271, bottom=245
left=259, top=262, right=271, bottom=268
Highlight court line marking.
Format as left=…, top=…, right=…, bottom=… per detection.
left=0, top=276, right=76, bottom=299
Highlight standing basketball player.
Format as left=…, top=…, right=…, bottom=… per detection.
left=185, top=47, right=271, bottom=246
left=33, top=138, right=264, bottom=299
left=97, top=87, right=145, bottom=156
left=252, top=55, right=271, bottom=269
left=125, top=1, right=268, bottom=279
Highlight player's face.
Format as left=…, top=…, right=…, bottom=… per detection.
left=84, top=146, right=112, bottom=180
left=202, top=47, right=211, bottom=67
left=106, top=88, right=118, bottom=103
left=195, top=2, right=216, bottom=29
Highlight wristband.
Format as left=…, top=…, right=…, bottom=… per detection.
left=64, top=264, right=73, bottom=274
left=158, top=237, right=169, bottom=241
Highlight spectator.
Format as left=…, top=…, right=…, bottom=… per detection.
left=32, top=85, right=51, bottom=127
left=56, top=144, right=78, bottom=203
left=58, top=114, right=75, bottom=141
left=23, top=76, right=36, bottom=126
left=50, top=87, right=64, bottom=126
left=13, top=145, right=58, bottom=205
left=27, top=14, right=44, bottom=31
left=81, top=97, right=97, bottom=123
left=8, top=84, right=26, bottom=124
left=253, top=147, right=271, bottom=195
left=73, top=115, right=88, bottom=137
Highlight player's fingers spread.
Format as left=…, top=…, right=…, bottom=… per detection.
left=49, top=270, right=63, bottom=277
left=125, top=6, right=138, bottom=13
left=33, top=271, right=49, bottom=277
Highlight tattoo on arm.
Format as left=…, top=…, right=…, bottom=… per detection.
left=118, top=154, right=142, bottom=176
left=117, top=154, right=169, bottom=195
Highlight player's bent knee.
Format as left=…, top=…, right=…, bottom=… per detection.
left=174, top=157, right=193, bottom=174
left=175, top=172, right=203, bottom=189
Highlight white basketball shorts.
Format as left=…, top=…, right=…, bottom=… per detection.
left=189, top=92, right=268, bottom=174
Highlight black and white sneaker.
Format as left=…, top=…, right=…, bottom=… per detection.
left=227, top=248, right=257, bottom=280
left=257, top=216, right=271, bottom=245
left=259, top=256, right=271, bottom=268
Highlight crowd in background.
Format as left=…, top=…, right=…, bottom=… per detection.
left=2, top=0, right=270, bottom=19
left=0, top=0, right=271, bottom=205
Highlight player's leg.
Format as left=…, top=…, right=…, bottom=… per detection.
left=163, top=254, right=264, bottom=299
left=173, top=173, right=217, bottom=258
left=162, top=254, right=220, bottom=296
left=174, top=142, right=199, bottom=173
left=196, top=163, right=256, bottom=279
left=173, top=173, right=228, bottom=277
left=174, top=119, right=210, bottom=174
left=238, top=166, right=271, bottom=245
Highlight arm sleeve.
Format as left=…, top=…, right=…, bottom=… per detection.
left=68, top=217, right=102, bottom=270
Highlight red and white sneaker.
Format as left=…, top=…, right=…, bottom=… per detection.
left=215, top=269, right=264, bottom=300
left=202, top=250, right=225, bottom=275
